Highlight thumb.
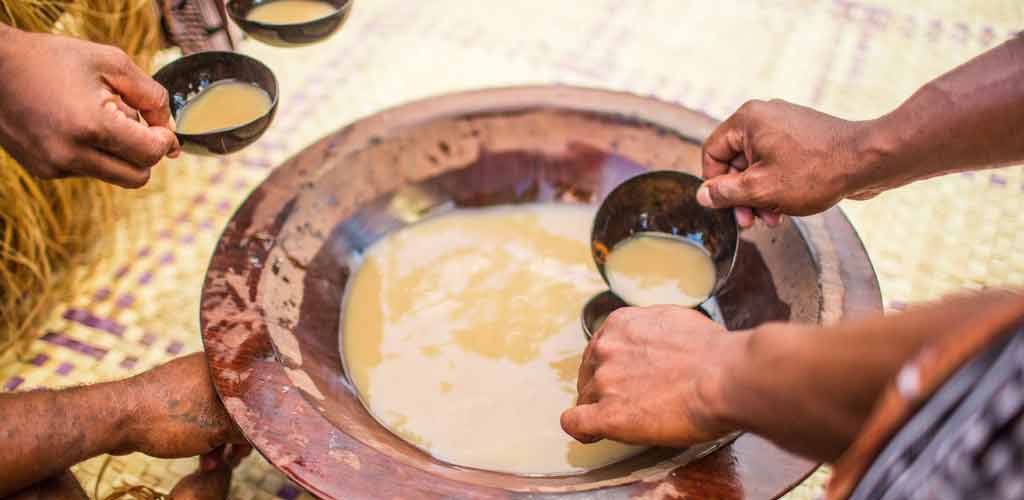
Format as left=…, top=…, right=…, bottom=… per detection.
left=697, top=172, right=758, bottom=209
left=561, top=404, right=606, bottom=444
left=102, top=51, right=172, bottom=129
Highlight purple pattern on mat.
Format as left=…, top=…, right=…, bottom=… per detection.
left=29, top=353, right=48, bottom=366
left=138, top=246, right=151, bottom=258
left=159, top=252, right=175, bottom=265
left=4, top=376, right=23, bottom=391
left=200, top=218, right=215, bottom=231
left=180, top=234, right=195, bottom=245
left=276, top=484, right=300, bottom=500
left=159, top=229, right=173, bottom=239
left=120, top=356, right=138, bottom=370
left=56, top=362, right=74, bottom=376
left=94, top=288, right=112, bottom=301
left=115, top=293, right=135, bottom=309
left=114, top=266, right=131, bottom=279
left=990, top=174, right=1007, bottom=186
left=257, top=140, right=286, bottom=152
left=241, top=157, right=273, bottom=169
left=140, top=332, right=156, bottom=347
left=927, top=19, right=943, bottom=43
left=63, top=308, right=126, bottom=337
left=41, top=332, right=107, bottom=360
left=138, top=271, right=153, bottom=285
left=167, top=341, right=184, bottom=355
left=64, top=308, right=88, bottom=322
left=194, top=194, right=208, bottom=205
left=217, top=200, right=232, bottom=212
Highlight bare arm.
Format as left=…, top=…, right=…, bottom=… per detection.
left=0, top=354, right=244, bottom=497
left=561, top=289, right=1024, bottom=462
left=697, top=35, right=1024, bottom=227
left=0, top=380, right=137, bottom=496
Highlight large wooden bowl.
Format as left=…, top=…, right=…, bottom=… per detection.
left=200, top=86, right=882, bottom=499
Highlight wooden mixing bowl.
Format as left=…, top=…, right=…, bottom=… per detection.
left=200, top=86, right=882, bottom=499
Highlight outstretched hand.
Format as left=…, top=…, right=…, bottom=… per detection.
left=560, top=305, right=741, bottom=447
left=0, top=27, right=179, bottom=188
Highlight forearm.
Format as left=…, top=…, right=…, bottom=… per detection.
left=849, top=35, right=1024, bottom=194
left=0, top=379, right=140, bottom=496
left=712, top=288, right=1024, bottom=462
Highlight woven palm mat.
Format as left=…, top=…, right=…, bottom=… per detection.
left=2, top=0, right=1022, bottom=498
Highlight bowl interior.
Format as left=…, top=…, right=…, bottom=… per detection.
left=227, top=0, right=351, bottom=21
left=226, top=0, right=353, bottom=47
left=591, top=170, right=738, bottom=305
left=152, top=51, right=278, bottom=134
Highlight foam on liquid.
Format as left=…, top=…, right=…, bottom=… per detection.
left=175, top=80, right=271, bottom=135
left=341, top=204, right=644, bottom=475
left=246, top=0, right=336, bottom=24
left=605, top=233, right=716, bottom=307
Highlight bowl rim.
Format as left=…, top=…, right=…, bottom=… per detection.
left=199, top=84, right=883, bottom=499
left=152, top=50, right=280, bottom=139
left=590, top=169, right=740, bottom=307
left=225, top=0, right=353, bottom=28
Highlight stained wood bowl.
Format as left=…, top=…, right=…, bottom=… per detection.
left=200, top=86, right=882, bottom=499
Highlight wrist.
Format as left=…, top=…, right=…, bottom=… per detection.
left=105, top=375, right=150, bottom=454
left=840, top=117, right=904, bottom=198
left=698, top=329, right=757, bottom=432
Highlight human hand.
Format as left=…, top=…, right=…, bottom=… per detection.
left=0, top=27, right=179, bottom=188
left=126, top=353, right=247, bottom=459
left=168, top=445, right=252, bottom=500
left=560, top=305, right=741, bottom=447
left=696, top=99, right=880, bottom=228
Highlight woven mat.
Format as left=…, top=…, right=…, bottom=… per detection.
left=3, top=0, right=1023, bottom=498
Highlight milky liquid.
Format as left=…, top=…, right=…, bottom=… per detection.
left=247, top=0, right=336, bottom=24
left=175, top=80, right=271, bottom=135
left=341, top=204, right=644, bottom=475
left=605, top=234, right=716, bottom=307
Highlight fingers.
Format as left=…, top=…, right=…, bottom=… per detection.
left=201, top=444, right=253, bottom=472
left=74, top=148, right=151, bottom=189
left=96, top=100, right=179, bottom=166
left=734, top=207, right=755, bottom=228
left=560, top=404, right=605, bottom=443
left=758, top=209, right=783, bottom=227
left=109, top=95, right=141, bottom=121
left=701, top=112, right=747, bottom=179
left=577, top=331, right=601, bottom=395
left=696, top=171, right=753, bottom=209
left=100, top=47, right=172, bottom=128
left=227, top=444, right=253, bottom=467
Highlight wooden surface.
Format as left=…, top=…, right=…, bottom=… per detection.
left=200, top=86, right=883, bottom=499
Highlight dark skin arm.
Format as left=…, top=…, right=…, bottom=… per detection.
left=561, top=289, right=1024, bottom=462
left=696, top=35, right=1024, bottom=227
left=0, top=353, right=246, bottom=497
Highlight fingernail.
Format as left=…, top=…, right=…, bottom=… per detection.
left=696, top=185, right=713, bottom=207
